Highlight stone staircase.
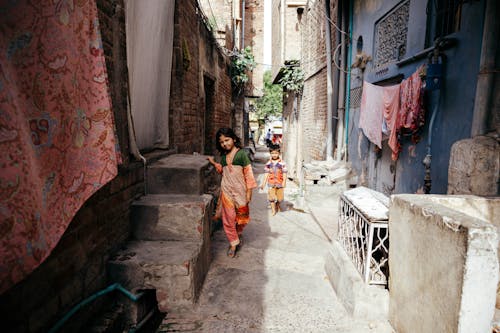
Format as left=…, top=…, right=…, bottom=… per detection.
left=107, top=154, right=218, bottom=323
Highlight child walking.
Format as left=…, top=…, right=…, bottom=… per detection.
left=207, top=128, right=257, bottom=258
left=260, top=145, right=287, bottom=216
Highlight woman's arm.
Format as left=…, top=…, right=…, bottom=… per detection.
left=260, top=173, right=269, bottom=189
left=207, top=156, right=223, bottom=174
left=246, top=188, right=253, bottom=205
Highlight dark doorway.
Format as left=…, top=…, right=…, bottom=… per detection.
left=204, top=75, right=215, bottom=154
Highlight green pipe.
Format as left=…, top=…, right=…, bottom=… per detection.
left=48, top=283, right=143, bottom=333
left=344, top=0, right=354, bottom=156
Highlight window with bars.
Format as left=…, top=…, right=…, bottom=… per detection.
left=425, top=0, right=464, bottom=47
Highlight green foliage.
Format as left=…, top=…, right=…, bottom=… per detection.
left=279, top=62, right=304, bottom=93
left=256, top=70, right=283, bottom=119
left=230, top=46, right=256, bottom=89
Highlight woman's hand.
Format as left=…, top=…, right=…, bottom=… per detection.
left=207, top=156, right=216, bottom=165
left=246, top=188, right=253, bottom=205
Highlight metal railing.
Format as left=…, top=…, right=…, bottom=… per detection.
left=338, top=194, right=389, bottom=285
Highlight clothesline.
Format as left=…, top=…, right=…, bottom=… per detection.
left=359, top=65, right=426, bottom=160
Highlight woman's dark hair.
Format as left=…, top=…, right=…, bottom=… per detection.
left=215, top=127, right=242, bottom=154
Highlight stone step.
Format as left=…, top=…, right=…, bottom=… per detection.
left=147, top=154, right=219, bottom=195
left=131, top=194, right=214, bottom=242
left=324, top=241, right=389, bottom=320
left=108, top=240, right=211, bottom=313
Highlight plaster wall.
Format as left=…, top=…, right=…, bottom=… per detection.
left=348, top=0, right=486, bottom=194
left=389, top=194, right=498, bottom=333
left=244, top=0, right=265, bottom=97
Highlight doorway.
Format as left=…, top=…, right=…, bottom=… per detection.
left=204, top=75, right=215, bottom=155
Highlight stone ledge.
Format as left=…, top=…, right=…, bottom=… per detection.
left=108, top=240, right=211, bottom=312
left=324, top=240, right=389, bottom=320
left=131, top=194, right=213, bottom=242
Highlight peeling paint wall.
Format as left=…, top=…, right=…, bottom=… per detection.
left=348, top=0, right=486, bottom=194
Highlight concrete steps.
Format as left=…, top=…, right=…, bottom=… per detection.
left=131, top=194, right=213, bottom=242
left=147, top=154, right=219, bottom=195
left=108, top=240, right=210, bottom=312
left=107, top=154, right=218, bottom=318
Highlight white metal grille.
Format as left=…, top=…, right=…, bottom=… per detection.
left=338, top=194, right=389, bottom=285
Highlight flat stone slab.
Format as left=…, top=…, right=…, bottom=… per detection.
left=325, top=240, right=389, bottom=320
left=108, top=240, right=211, bottom=312
left=131, top=194, right=213, bottom=242
left=147, top=154, right=218, bottom=195
left=342, top=186, right=389, bottom=221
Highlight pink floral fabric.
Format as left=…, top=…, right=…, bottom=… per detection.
left=0, top=0, right=120, bottom=293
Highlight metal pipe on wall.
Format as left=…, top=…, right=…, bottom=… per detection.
left=325, top=0, right=334, bottom=161
left=336, top=0, right=347, bottom=161
left=471, top=0, right=498, bottom=136
left=343, top=0, right=353, bottom=162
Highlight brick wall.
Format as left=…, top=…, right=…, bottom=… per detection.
left=0, top=1, right=143, bottom=332
left=299, top=0, right=336, bottom=162
left=170, top=0, right=233, bottom=154
left=0, top=1, right=234, bottom=332
left=245, top=0, right=265, bottom=97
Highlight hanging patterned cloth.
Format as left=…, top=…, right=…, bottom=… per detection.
left=0, top=0, right=120, bottom=293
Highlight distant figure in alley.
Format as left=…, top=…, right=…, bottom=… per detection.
left=207, top=128, right=257, bottom=258
left=260, top=145, right=287, bottom=216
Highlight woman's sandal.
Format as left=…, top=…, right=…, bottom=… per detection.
left=227, top=246, right=237, bottom=258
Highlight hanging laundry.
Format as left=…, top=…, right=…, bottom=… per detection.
left=359, top=81, right=400, bottom=148
left=389, top=65, right=426, bottom=160
left=0, top=0, right=120, bottom=293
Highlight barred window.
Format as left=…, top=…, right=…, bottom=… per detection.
left=425, top=0, right=463, bottom=47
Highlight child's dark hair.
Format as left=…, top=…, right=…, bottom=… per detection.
left=215, top=127, right=242, bottom=154
left=269, top=144, right=280, bottom=152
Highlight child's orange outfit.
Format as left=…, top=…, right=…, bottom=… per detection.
left=264, top=158, right=287, bottom=203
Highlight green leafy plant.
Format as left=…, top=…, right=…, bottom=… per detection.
left=279, top=61, right=304, bottom=93
left=230, top=46, right=256, bottom=90
left=256, top=70, right=283, bottom=118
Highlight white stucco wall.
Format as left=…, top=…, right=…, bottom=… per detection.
left=389, top=194, right=499, bottom=333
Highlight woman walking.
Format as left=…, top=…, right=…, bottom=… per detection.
left=207, top=128, right=257, bottom=258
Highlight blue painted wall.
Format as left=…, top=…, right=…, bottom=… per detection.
left=347, top=0, right=486, bottom=194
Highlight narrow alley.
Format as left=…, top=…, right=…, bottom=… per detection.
left=156, top=147, right=394, bottom=333
left=1, top=0, right=498, bottom=332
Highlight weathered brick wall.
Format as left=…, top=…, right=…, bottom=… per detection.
left=300, top=0, right=336, bottom=162
left=285, top=4, right=303, bottom=61
left=170, top=1, right=232, bottom=154
left=0, top=1, right=144, bottom=332
left=272, top=0, right=283, bottom=80
left=245, top=0, right=265, bottom=97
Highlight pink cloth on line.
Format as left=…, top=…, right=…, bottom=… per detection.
left=359, top=81, right=400, bottom=148
left=0, top=0, right=120, bottom=293
left=388, top=66, right=425, bottom=160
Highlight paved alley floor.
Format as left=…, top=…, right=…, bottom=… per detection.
left=156, top=147, right=394, bottom=333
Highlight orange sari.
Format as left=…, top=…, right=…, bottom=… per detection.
left=214, top=149, right=257, bottom=246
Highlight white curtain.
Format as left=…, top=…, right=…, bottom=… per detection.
left=125, top=0, right=175, bottom=150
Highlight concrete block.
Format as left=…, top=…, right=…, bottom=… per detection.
left=324, top=241, right=389, bottom=320
left=448, top=136, right=499, bottom=196
left=107, top=240, right=211, bottom=312
left=147, top=154, right=219, bottom=195
left=389, top=194, right=499, bottom=333
left=131, top=194, right=213, bottom=242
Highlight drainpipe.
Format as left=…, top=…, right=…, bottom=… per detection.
left=123, top=2, right=147, bottom=195
left=343, top=0, right=353, bottom=162
left=471, top=0, right=498, bottom=137
left=48, top=283, right=143, bottom=333
left=325, top=0, right=334, bottom=161
left=336, top=0, right=347, bottom=161
left=241, top=0, right=245, bottom=50
left=423, top=41, right=445, bottom=194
